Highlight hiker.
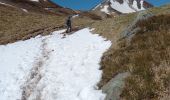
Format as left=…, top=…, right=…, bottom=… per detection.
left=66, top=16, right=72, bottom=33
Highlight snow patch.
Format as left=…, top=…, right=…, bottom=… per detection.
left=0, top=2, right=14, bottom=7
left=72, top=14, right=79, bottom=18
left=28, top=28, right=111, bottom=100
left=140, top=0, right=145, bottom=10
left=0, top=36, right=43, bottom=100
left=132, top=0, right=145, bottom=11
left=101, top=5, right=110, bottom=14
left=0, top=28, right=111, bottom=100
left=30, top=0, right=39, bottom=2
left=21, top=8, right=28, bottom=13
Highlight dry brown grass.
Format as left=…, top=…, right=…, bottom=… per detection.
left=91, top=13, right=137, bottom=42
left=99, top=14, right=170, bottom=100
left=121, top=31, right=170, bottom=100
left=148, top=4, right=170, bottom=15
left=79, top=12, right=102, bottom=20
left=136, top=14, right=170, bottom=33
left=0, top=4, right=97, bottom=44
left=0, top=4, right=67, bottom=44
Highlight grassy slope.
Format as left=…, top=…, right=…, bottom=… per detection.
left=0, top=4, right=66, bottom=44
left=95, top=5, right=170, bottom=100
left=121, top=14, right=170, bottom=100
left=0, top=4, right=98, bottom=44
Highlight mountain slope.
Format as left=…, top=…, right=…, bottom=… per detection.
left=0, top=0, right=80, bottom=45
left=0, top=0, right=76, bottom=14
left=0, top=3, right=65, bottom=45
left=90, top=4, right=170, bottom=100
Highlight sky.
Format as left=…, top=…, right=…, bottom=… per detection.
left=146, top=0, right=170, bottom=6
left=51, top=0, right=102, bottom=11
left=51, top=0, right=170, bottom=10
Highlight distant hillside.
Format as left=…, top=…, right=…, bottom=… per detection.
left=0, top=0, right=76, bottom=44
left=0, top=0, right=76, bottom=15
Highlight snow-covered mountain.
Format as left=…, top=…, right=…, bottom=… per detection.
left=93, top=0, right=153, bottom=14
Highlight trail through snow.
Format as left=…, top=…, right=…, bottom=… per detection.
left=0, top=28, right=111, bottom=100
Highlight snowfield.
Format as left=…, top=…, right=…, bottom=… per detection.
left=0, top=28, right=111, bottom=100
left=0, top=36, right=43, bottom=100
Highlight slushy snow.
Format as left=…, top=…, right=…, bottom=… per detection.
left=0, top=28, right=111, bottom=100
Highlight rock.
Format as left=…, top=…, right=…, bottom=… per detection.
left=102, top=72, right=130, bottom=100
left=120, top=10, right=154, bottom=41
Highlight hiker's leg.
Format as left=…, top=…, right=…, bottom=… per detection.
left=68, top=27, right=70, bottom=33
left=70, top=25, right=72, bottom=32
left=68, top=26, right=71, bottom=32
left=66, top=26, right=69, bottom=33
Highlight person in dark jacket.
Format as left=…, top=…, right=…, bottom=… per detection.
left=66, top=16, right=72, bottom=33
